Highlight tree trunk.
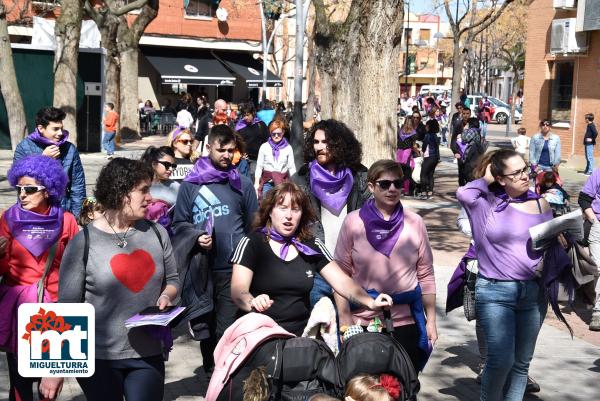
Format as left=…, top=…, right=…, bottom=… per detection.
left=101, top=15, right=121, bottom=111
left=304, top=22, right=317, bottom=122
left=53, top=0, right=83, bottom=145
left=279, top=2, right=290, bottom=102
left=291, top=0, right=306, bottom=168
left=451, top=42, right=465, bottom=105
left=118, top=46, right=140, bottom=139
left=0, top=2, right=27, bottom=149
left=314, top=1, right=404, bottom=165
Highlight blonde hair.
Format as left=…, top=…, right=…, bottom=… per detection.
left=345, top=375, right=392, bottom=401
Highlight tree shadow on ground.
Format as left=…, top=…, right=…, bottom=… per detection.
left=590, top=358, right=600, bottom=373
left=164, top=366, right=208, bottom=401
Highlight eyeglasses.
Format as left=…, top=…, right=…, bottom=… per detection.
left=375, top=179, right=402, bottom=190
left=502, top=165, right=530, bottom=180
left=16, top=185, right=46, bottom=195
left=157, top=161, right=177, bottom=170
left=177, top=139, right=192, bottom=145
left=271, top=130, right=283, bottom=137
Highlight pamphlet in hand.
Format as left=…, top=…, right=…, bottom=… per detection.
left=529, top=209, right=584, bottom=251
left=125, top=306, right=186, bottom=329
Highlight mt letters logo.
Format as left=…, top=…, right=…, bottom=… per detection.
left=18, top=303, right=95, bottom=377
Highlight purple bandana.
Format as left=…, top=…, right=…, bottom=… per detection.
left=309, top=160, right=354, bottom=215
left=358, top=199, right=404, bottom=257
left=5, top=204, right=63, bottom=258
left=184, top=157, right=242, bottom=193
left=268, top=137, right=288, bottom=161
left=260, top=227, right=321, bottom=260
left=493, top=188, right=540, bottom=212
left=28, top=129, right=69, bottom=147
left=456, top=139, right=467, bottom=156
left=170, top=127, right=188, bottom=143
left=235, top=117, right=260, bottom=132
left=399, top=129, right=417, bottom=142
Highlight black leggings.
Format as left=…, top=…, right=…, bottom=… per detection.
left=77, top=356, right=165, bottom=401
left=420, top=157, right=439, bottom=193
left=7, top=353, right=42, bottom=401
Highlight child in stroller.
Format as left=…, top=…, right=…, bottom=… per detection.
left=539, top=171, right=570, bottom=216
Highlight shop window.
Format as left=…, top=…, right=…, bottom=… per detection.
left=550, top=61, right=574, bottom=123
left=185, top=0, right=215, bottom=18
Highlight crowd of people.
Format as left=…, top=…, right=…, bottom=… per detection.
left=0, top=98, right=598, bottom=401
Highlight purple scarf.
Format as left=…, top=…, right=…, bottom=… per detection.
left=309, top=161, right=354, bottom=215
left=456, top=139, right=467, bottom=156
left=268, top=138, right=288, bottom=161
left=235, top=117, right=260, bottom=132
left=260, top=227, right=321, bottom=260
left=398, top=129, right=417, bottom=142
left=28, top=129, right=69, bottom=147
left=358, top=199, right=404, bottom=257
left=493, top=188, right=540, bottom=212
left=5, top=204, right=63, bottom=258
left=184, top=157, right=242, bottom=193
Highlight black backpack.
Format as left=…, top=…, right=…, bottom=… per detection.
left=336, top=332, right=420, bottom=401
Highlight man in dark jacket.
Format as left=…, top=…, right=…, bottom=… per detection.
left=450, top=107, right=473, bottom=186
left=291, top=119, right=370, bottom=306
left=172, top=124, right=258, bottom=376
left=235, top=102, right=269, bottom=180
left=14, top=107, right=86, bottom=217
left=584, top=113, right=597, bottom=176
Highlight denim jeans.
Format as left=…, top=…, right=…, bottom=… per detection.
left=476, top=276, right=547, bottom=401
left=102, top=130, right=116, bottom=155
left=480, top=121, right=488, bottom=138
left=584, top=222, right=600, bottom=314
left=310, top=272, right=333, bottom=308
left=262, top=181, right=274, bottom=198
left=585, top=144, right=595, bottom=174
left=441, top=127, right=448, bottom=145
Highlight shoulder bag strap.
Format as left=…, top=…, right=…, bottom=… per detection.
left=83, top=225, right=90, bottom=269
left=536, top=198, right=542, bottom=214
left=147, top=220, right=164, bottom=249
left=37, top=242, right=59, bottom=303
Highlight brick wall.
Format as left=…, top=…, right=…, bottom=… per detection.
left=523, top=0, right=600, bottom=163
left=130, top=0, right=261, bottom=41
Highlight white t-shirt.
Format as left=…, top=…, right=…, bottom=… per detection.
left=321, top=205, right=348, bottom=256
left=511, top=135, right=530, bottom=155
left=254, top=142, right=297, bottom=185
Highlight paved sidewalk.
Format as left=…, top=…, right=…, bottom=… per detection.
left=0, top=139, right=599, bottom=400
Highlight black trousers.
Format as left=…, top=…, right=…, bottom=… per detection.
left=458, top=162, right=468, bottom=187
left=77, top=356, right=165, bottom=401
left=420, top=157, right=439, bottom=193
left=7, top=353, right=42, bottom=401
left=200, top=271, right=239, bottom=372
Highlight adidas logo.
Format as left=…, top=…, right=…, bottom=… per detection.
left=192, top=186, right=230, bottom=225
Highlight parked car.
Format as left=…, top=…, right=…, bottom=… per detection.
left=418, top=85, right=451, bottom=98
left=466, top=95, right=522, bottom=124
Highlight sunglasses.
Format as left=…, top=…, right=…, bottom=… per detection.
left=541, top=122, right=551, bottom=127
left=271, top=131, right=283, bottom=137
left=375, top=179, right=402, bottom=190
left=177, top=139, right=192, bottom=145
left=16, top=185, right=46, bottom=195
left=157, top=160, right=177, bottom=170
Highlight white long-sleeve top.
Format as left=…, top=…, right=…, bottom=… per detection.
left=254, top=142, right=297, bottom=186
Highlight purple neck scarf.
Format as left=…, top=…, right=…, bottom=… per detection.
left=5, top=204, right=63, bottom=258
left=399, top=129, right=417, bottom=142
left=493, top=188, right=540, bottom=212
left=309, top=161, right=354, bottom=215
left=184, top=157, right=242, bottom=193
left=235, top=117, right=260, bottom=132
left=457, top=139, right=467, bottom=156
left=268, top=138, right=288, bottom=161
left=260, top=227, right=321, bottom=260
left=28, top=129, right=69, bottom=147
left=358, top=199, right=404, bottom=257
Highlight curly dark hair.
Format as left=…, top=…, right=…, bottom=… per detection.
left=94, top=158, right=153, bottom=211
left=303, top=119, right=363, bottom=171
left=252, top=182, right=316, bottom=242
left=35, top=107, right=66, bottom=128
left=8, top=154, right=67, bottom=206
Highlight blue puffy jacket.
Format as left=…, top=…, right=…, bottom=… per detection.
left=14, top=137, right=86, bottom=217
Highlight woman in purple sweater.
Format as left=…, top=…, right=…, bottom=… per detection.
left=457, top=149, right=552, bottom=401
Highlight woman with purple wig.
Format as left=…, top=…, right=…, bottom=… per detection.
left=0, top=154, right=79, bottom=401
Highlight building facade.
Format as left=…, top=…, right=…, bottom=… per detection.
left=522, top=0, right=600, bottom=166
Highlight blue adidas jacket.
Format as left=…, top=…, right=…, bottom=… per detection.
left=14, top=137, right=86, bottom=217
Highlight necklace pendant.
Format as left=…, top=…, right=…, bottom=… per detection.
left=118, top=239, right=127, bottom=248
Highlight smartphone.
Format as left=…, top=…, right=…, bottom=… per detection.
left=139, top=306, right=177, bottom=315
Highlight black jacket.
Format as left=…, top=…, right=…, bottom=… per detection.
left=291, top=163, right=371, bottom=240
left=584, top=123, right=598, bottom=146
left=238, top=121, right=270, bottom=160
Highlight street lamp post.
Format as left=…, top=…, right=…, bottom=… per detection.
left=404, top=0, right=410, bottom=97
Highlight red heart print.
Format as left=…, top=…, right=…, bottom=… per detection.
left=109, top=250, right=156, bottom=293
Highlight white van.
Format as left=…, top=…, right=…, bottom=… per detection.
left=418, top=85, right=451, bottom=97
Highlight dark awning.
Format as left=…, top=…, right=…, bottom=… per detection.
left=146, top=54, right=236, bottom=86
left=214, top=52, right=282, bottom=88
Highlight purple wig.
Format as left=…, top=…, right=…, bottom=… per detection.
left=7, top=155, right=68, bottom=206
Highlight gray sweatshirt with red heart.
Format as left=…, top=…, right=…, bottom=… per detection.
left=58, top=220, right=179, bottom=359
